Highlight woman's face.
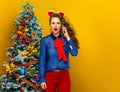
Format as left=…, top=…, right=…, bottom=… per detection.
left=50, top=17, right=62, bottom=35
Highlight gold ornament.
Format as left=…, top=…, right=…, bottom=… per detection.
left=24, top=27, right=29, bottom=32
left=4, top=62, right=15, bottom=73
left=25, top=45, right=37, bottom=56
left=26, top=68, right=35, bottom=76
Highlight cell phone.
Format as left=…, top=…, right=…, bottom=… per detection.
left=62, top=25, right=65, bottom=33
left=62, top=30, right=65, bottom=33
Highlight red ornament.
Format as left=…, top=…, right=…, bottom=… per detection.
left=20, top=86, right=24, bottom=92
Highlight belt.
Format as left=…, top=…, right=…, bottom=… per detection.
left=53, top=69, right=68, bottom=72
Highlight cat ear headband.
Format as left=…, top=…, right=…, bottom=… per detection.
left=48, top=10, right=64, bottom=17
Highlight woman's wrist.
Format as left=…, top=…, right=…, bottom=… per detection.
left=66, top=36, right=70, bottom=41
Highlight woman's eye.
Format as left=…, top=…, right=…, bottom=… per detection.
left=57, top=22, right=60, bottom=24
left=51, top=22, right=55, bottom=24
left=51, top=22, right=61, bottom=25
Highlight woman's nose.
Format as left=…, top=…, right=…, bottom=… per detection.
left=54, top=23, right=57, bottom=27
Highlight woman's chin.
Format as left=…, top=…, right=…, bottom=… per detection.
left=53, top=31, right=60, bottom=35
left=53, top=30, right=59, bottom=33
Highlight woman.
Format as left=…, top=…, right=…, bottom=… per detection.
left=39, top=10, right=79, bottom=92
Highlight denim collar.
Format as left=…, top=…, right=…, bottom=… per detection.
left=50, top=33, right=62, bottom=40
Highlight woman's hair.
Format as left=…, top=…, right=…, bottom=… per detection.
left=49, top=13, right=79, bottom=49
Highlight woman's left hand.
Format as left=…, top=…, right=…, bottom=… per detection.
left=62, top=26, right=70, bottom=41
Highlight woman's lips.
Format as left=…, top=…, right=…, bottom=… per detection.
left=54, top=28, right=58, bottom=31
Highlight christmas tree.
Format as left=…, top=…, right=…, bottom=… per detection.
left=0, top=2, right=42, bottom=92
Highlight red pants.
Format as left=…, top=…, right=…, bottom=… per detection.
left=42, top=70, right=71, bottom=92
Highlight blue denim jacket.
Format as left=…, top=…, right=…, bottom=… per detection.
left=39, top=33, right=78, bottom=83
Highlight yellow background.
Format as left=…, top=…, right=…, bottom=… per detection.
left=0, top=0, right=120, bottom=92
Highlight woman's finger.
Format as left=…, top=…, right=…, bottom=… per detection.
left=41, top=82, right=47, bottom=90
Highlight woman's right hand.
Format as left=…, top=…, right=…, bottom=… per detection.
left=41, top=82, right=47, bottom=90
left=62, top=25, right=70, bottom=41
